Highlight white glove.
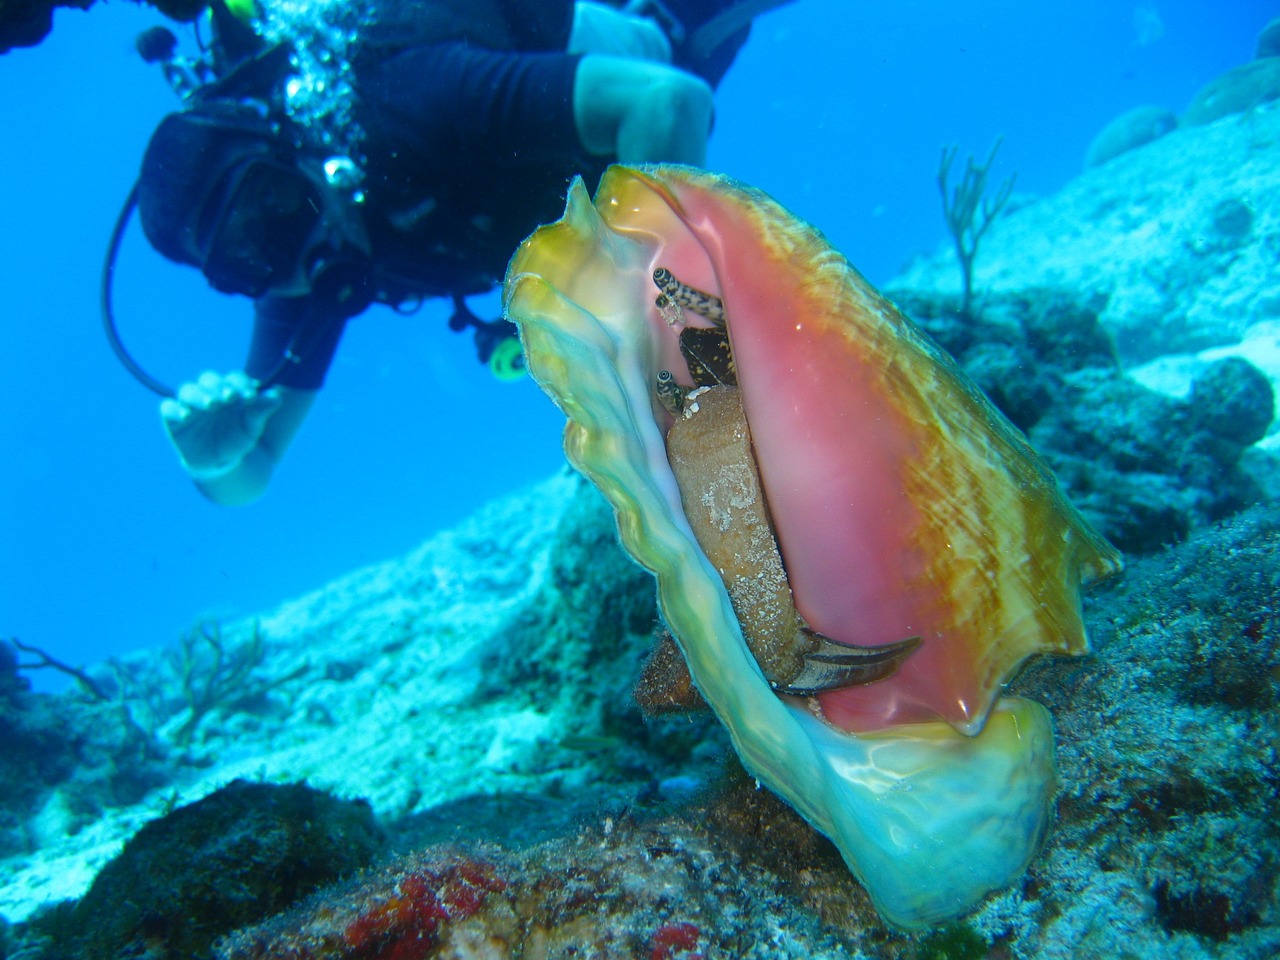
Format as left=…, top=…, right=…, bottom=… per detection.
left=160, top=371, right=283, bottom=482
left=568, top=1, right=672, bottom=62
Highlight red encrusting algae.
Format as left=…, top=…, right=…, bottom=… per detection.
left=649, top=922, right=704, bottom=960
left=218, top=856, right=509, bottom=960
left=341, top=863, right=508, bottom=960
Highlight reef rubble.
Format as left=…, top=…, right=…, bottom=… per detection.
left=1, top=475, right=1277, bottom=960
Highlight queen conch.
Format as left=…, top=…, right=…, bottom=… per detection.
left=502, top=165, right=1121, bottom=928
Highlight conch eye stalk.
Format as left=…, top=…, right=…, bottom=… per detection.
left=503, top=164, right=1121, bottom=928
left=653, top=266, right=728, bottom=327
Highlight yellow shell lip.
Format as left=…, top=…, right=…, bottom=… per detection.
left=503, top=163, right=1121, bottom=927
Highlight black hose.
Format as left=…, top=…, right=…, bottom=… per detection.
left=683, top=0, right=797, bottom=62
left=100, top=179, right=320, bottom=399
left=101, top=182, right=178, bottom=398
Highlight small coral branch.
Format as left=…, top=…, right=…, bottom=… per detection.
left=937, top=137, right=1017, bottom=317
left=164, top=618, right=310, bottom=748
left=171, top=619, right=266, bottom=746
left=9, top=637, right=109, bottom=700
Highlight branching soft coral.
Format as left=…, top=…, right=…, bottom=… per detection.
left=167, top=619, right=305, bottom=747
left=937, top=138, right=1017, bottom=317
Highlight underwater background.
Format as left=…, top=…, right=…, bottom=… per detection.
left=1, top=0, right=1273, bottom=682
left=1, top=2, right=1280, bottom=958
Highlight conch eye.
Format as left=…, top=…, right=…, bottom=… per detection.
left=652, top=266, right=726, bottom=327
left=655, top=369, right=687, bottom=416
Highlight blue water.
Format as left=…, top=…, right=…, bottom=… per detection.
left=0, top=0, right=1269, bottom=687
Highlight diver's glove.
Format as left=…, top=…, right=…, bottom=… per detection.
left=568, top=1, right=672, bottom=61
left=160, top=370, right=283, bottom=482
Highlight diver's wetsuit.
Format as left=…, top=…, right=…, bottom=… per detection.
left=243, top=0, right=754, bottom=389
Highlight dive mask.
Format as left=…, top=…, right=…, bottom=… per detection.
left=200, top=156, right=327, bottom=298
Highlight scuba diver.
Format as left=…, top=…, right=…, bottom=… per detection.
left=119, top=0, right=788, bottom=505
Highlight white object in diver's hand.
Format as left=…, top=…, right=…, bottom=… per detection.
left=160, top=370, right=283, bottom=482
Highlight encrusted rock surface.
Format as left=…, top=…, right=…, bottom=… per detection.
left=890, top=102, right=1280, bottom=374
left=4, top=479, right=1278, bottom=960
left=891, top=286, right=1275, bottom=553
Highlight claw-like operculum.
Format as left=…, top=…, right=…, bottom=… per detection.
left=663, top=383, right=917, bottom=693
left=679, top=327, right=736, bottom=386
left=777, top=632, right=922, bottom=696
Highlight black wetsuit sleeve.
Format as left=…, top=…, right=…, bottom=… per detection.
left=245, top=295, right=350, bottom=391
left=357, top=0, right=574, bottom=54
left=501, top=0, right=575, bottom=50
left=663, top=0, right=758, bottom=88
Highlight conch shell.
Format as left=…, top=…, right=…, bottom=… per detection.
left=503, top=165, right=1120, bottom=927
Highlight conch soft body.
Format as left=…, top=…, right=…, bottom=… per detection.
left=503, top=165, right=1120, bottom=928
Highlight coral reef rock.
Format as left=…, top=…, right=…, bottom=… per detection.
left=40, top=780, right=383, bottom=960
left=1083, top=104, right=1178, bottom=169
left=890, top=101, right=1280, bottom=377
left=2, top=480, right=1277, bottom=960
left=890, top=287, right=1275, bottom=553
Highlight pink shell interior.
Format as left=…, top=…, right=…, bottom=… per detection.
left=594, top=166, right=1119, bottom=735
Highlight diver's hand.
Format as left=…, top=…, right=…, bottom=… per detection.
left=569, top=1, right=672, bottom=61
left=160, top=371, right=283, bottom=482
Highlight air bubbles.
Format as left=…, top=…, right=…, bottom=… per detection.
left=257, top=0, right=367, bottom=162
left=323, top=155, right=363, bottom=192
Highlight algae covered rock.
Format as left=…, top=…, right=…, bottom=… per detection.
left=1028, top=361, right=1274, bottom=553
left=1189, top=356, right=1275, bottom=446
left=4, top=466, right=1278, bottom=960
left=54, top=780, right=383, bottom=960
left=0, top=642, right=167, bottom=859
left=890, top=286, right=1274, bottom=554
left=200, top=505, right=1280, bottom=958
left=1008, top=502, right=1280, bottom=953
